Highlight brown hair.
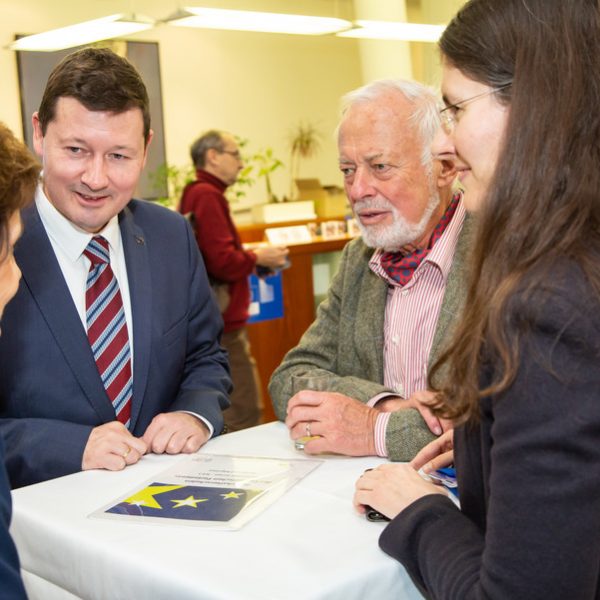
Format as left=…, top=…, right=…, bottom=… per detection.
left=431, top=0, right=600, bottom=421
left=0, top=123, right=41, bottom=259
left=37, top=47, right=151, bottom=144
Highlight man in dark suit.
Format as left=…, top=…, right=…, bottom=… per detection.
left=0, top=47, right=231, bottom=488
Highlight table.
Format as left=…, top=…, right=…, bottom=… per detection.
left=10, top=422, right=424, bottom=600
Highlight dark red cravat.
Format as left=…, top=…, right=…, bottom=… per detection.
left=380, top=195, right=459, bottom=286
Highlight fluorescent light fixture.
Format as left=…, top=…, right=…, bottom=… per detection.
left=337, top=20, right=445, bottom=43
left=8, top=14, right=155, bottom=52
left=166, top=7, right=351, bottom=36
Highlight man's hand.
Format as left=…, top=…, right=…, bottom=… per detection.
left=285, top=391, right=377, bottom=456
left=376, top=390, right=451, bottom=436
left=253, top=245, right=289, bottom=270
left=142, top=412, right=210, bottom=455
left=410, top=429, right=454, bottom=473
left=82, top=421, right=147, bottom=471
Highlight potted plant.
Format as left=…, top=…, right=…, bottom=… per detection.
left=288, top=122, right=321, bottom=200
left=148, top=163, right=195, bottom=209
left=252, top=147, right=284, bottom=203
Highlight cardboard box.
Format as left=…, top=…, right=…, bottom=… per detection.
left=296, top=179, right=348, bottom=218
left=295, top=178, right=328, bottom=202
left=314, top=193, right=348, bottom=219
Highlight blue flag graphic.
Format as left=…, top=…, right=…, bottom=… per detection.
left=105, top=482, right=261, bottom=522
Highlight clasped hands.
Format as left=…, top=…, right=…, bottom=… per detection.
left=285, top=388, right=451, bottom=456
left=286, top=390, right=379, bottom=456
left=82, top=412, right=210, bottom=472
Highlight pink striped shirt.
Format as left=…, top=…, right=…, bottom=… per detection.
left=368, top=196, right=466, bottom=456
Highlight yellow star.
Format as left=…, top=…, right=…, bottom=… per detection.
left=171, top=495, right=209, bottom=508
left=124, top=485, right=183, bottom=509
left=221, top=491, right=243, bottom=499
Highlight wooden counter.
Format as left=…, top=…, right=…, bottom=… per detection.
left=237, top=216, right=347, bottom=244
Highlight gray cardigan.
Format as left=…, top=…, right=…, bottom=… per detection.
left=269, top=214, right=473, bottom=461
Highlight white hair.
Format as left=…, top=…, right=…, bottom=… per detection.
left=336, top=78, right=441, bottom=168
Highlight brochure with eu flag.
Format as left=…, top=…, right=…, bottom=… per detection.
left=90, top=454, right=321, bottom=530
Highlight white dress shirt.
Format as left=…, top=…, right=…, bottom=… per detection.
left=368, top=196, right=466, bottom=456
left=35, top=185, right=134, bottom=357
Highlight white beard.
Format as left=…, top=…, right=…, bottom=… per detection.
left=353, top=190, right=440, bottom=252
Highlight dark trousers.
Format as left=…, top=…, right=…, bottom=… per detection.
left=221, top=327, right=262, bottom=431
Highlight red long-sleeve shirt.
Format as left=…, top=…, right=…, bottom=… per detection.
left=179, top=169, right=256, bottom=332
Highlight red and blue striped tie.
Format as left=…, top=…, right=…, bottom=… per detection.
left=84, top=236, right=132, bottom=427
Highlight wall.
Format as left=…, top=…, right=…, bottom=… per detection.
left=151, top=24, right=363, bottom=205
left=0, top=0, right=465, bottom=207
left=352, top=0, right=413, bottom=82
left=0, top=0, right=364, bottom=206
left=416, top=0, right=467, bottom=87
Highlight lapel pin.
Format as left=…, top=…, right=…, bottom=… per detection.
left=134, top=236, right=145, bottom=245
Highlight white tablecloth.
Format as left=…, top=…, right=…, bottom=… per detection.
left=11, top=422, right=424, bottom=600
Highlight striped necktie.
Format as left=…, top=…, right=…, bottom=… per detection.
left=83, top=236, right=132, bottom=427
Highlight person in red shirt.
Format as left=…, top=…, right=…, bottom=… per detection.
left=180, top=130, right=288, bottom=431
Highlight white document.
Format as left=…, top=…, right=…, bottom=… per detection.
left=265, top=225, right=312, bottom=245
left=90, top=454, right=321, bottom=530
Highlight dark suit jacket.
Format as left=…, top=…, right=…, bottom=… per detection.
left=0, top=199, right=232, bottom=488
left=0, top=438, right=26, bottom=598
left=380, top=264, right=600, bottom=599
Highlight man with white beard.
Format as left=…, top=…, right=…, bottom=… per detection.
left=269, top=79, right=472, bottom=460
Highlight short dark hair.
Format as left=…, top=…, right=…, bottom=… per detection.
left=190, top=130, right=227, bottom=169
left=0, top=123, right=40, bottom=259
left=37, top=47, right=151, bottom=144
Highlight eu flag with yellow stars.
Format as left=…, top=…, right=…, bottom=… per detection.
left=105, top=483, right=262, bottom=522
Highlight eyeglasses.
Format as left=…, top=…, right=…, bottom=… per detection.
left=218, top=149, right=242, bottom=160
left=439, top=84, right=510, bottom=134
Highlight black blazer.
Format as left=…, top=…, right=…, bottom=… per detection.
left=380, top=264, right=600, bottom=599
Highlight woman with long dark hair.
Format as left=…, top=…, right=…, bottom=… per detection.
left=354, top=1, right=600, bottom=597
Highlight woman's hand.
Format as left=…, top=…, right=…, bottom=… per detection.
left=410, top=429, right=454, bottom=473
left=353, top=463, right=446, bottom=520
left=377, top=390, right=452, bottom=436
